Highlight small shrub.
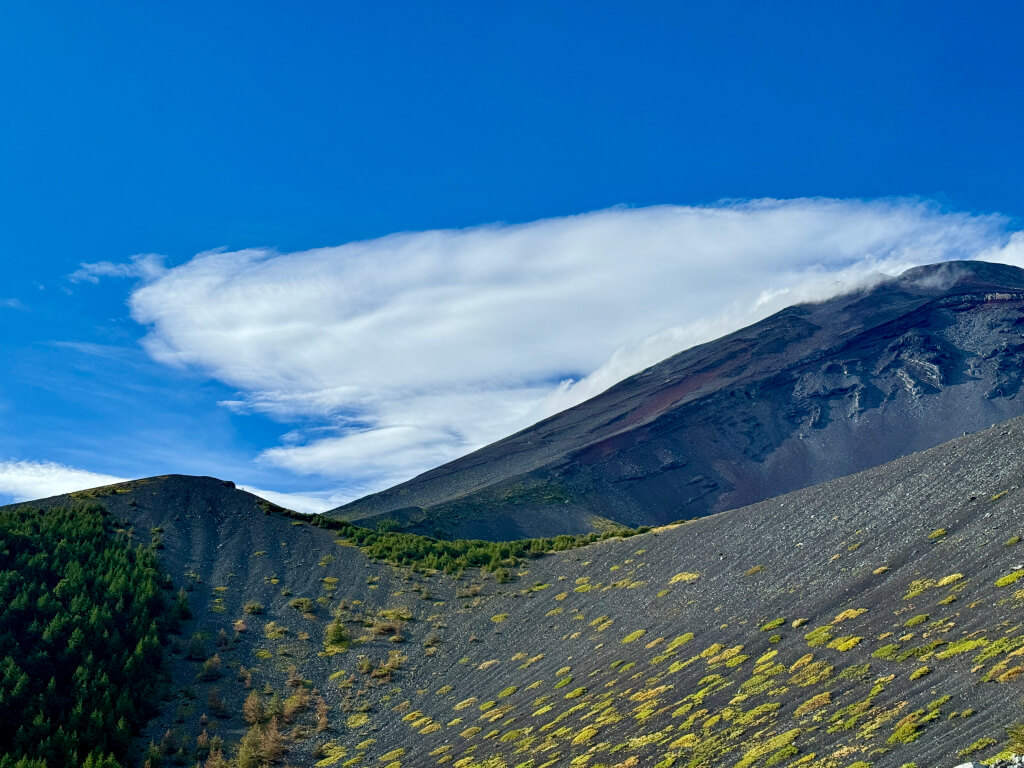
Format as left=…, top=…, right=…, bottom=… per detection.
left=263, top=622, right=287, bottom=640
left=197, top=654, right=223, bottom=681
left=324, top=619, right=347, bottom=651
left=289, top=597, right=315, bottom=613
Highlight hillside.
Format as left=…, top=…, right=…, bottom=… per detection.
left=13, top=415, right=1024, bottom=767
left=330, top=260, right=1024, bottom=540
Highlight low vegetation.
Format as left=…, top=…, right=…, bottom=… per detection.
left=293, top=509, right=647, bottom=575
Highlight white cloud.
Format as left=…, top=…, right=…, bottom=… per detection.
left=1, top=298, right=27, bottom=310
left=125, top=198, right=1018, bottom=502
left=69, top=253, right=167, bottom=284
left=237, top=485, right=337, bottom=515
left=0, top=460, right=127, bottom=503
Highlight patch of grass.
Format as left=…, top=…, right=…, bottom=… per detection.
left=935, top=638, right=988, bottom=659
left=832, top=608, right=866, bottom=624
left=669, top=572, right=700, bottom=584
left=959, top=737, right=997, bottom=756
left=733, top=728, right=800, bottom=768
left=621, top=629, right=647, bottom=644
left=928, top=528, right=947, bottom=540
left=872, top=643, right=902, bottom=661
left=996, top=569, right=1024, bottom=588
left=794, top=692, right=831, bottom=717
left=828, top=636, right=863, bottom=652
left=346, top=712, right=369, bottom=729
left=804, top=626, right=833, bottom=647
left=997, top=666, right=1024, bottom=682
left=377, top=607, right=413, bottom=622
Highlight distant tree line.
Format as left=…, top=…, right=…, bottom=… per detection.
left=0, top=504, right=178, bottom=768
left=289, top=510, right=650, bottom=576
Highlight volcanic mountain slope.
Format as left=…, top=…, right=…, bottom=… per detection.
left=16, top=416, right=1024, bottom=768
left=332, top=260, right=1024, bottom=540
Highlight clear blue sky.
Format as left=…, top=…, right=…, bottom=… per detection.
left=1, top=1, right=1022, bottom=508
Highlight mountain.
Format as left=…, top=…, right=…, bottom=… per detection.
left=330, top=260, right=1024, bottom=540
left=10, top=416, right=1024, bottom=767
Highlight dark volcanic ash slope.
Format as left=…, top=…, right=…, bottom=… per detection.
left=18, top=416, right=1024, bottom=768
left=331, top=260, right=1024, bottom=540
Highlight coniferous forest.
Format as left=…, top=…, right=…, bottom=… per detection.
left=0, top=505, right=176, bottom=768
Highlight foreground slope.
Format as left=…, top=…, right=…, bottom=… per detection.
left=332, top=260, right=1024, bottom=540
left=17, top=416, right=1024, bottom=767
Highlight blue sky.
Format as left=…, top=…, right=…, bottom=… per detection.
left=1, top=1, right=1023, bottom=509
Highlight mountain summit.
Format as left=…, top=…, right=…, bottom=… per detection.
left=330, top=260, right=1024, bottom=539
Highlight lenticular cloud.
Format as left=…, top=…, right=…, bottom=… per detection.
left=126, top=198, right=1017, bottom=499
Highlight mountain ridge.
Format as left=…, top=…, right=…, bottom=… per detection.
left=330, top=260, right=1024, bottom=540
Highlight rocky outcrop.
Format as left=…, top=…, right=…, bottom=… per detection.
left=957, top=757, right=1024, bottom=768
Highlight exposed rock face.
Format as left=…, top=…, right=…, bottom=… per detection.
left=330, top=261, right=1024, bottom=539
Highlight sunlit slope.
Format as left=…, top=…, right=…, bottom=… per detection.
left=16, top=416, right=1024, bottom=766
